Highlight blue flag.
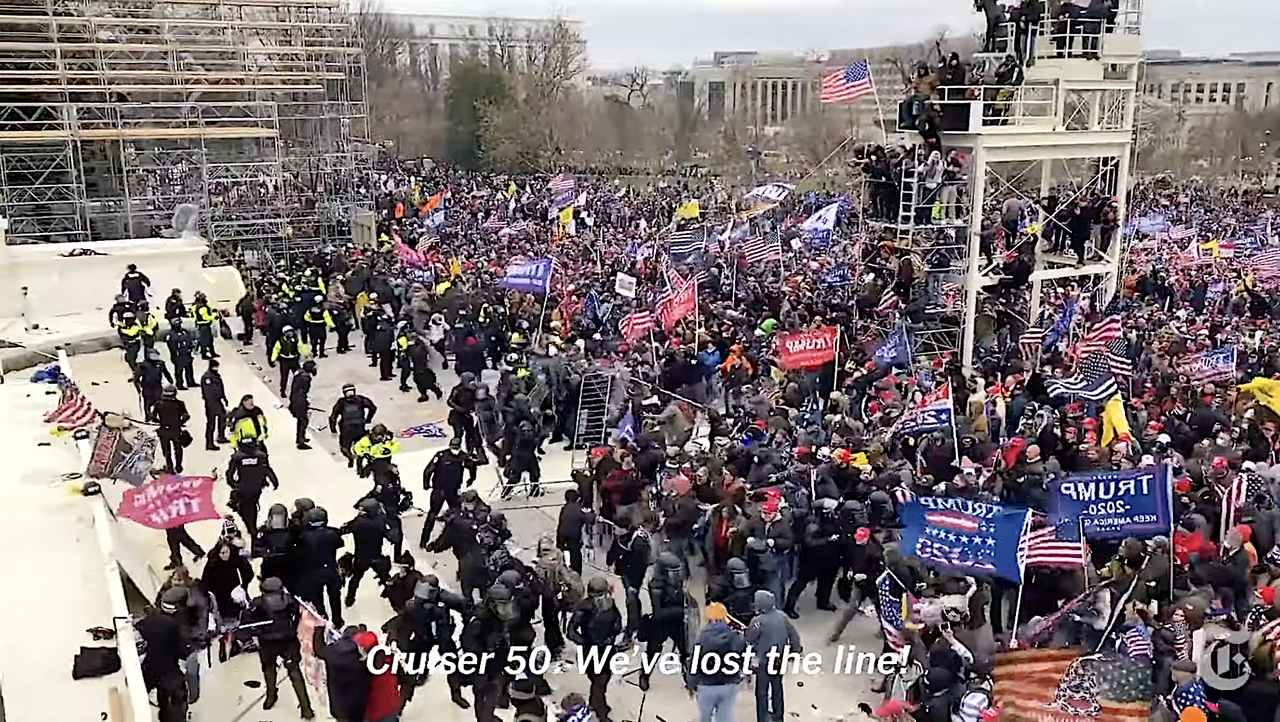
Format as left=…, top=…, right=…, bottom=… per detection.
left=822, top=266, right=854, bottom=287
left=801, top=201, right=841, bottom=246
left=619, top=410, right=636, bottom=444
left=1043, top=297, right=1077, bottom=350
left=897, top=383, right=954, bottom=435
left=584, top=291, right=601, bottom=322
left=899, top=498, right=1030, bottom=582
left=500, top=258, right=554, bottom=295
left=874, top=324, right=913, bottom=368
left=1048, top=465, right=1173, bottom=542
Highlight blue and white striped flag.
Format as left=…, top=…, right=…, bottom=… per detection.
left=669, top=226, right=707, bottom=260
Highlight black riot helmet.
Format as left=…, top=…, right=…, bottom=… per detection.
left=294, top=497, right=315, bottom=516
left=159, top=586, right=187, bottom=614
left=162, top=385, right=177, bottom=399
left=657, top=552, right=683, bottom=584
left=359, top=498, right=380, bottom=516
left=414, top=575, right=441, bottom=603
left=487, top=583, right=517, bottom=621
left=497, top=569, right=523, bottom=589
left=266, top=503, right=288, bottom=530
left=307, top=507, right=328, bottom=527
left=726, top=557, right=752, bottom=589
left=371, top=423, right=391, bottom=442
left=261, top=577, right=287, bottom=612
left=342, top=383, right=356, bottom=397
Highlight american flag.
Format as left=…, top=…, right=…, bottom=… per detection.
left=482, top=215, right=506, bottom=231
left=1021, top=525, right=1087, bottom=568
left=44, top=378, right=100, bottom=429
left=939, top=282, right=963, bottom=309
left=549, top=173, right=576, bottom=195
left=877, top=288, right=900, bottom=314
left=1171, top=679, right=1208, bottom=717
left=820, top=60, right=875, bottom=104
left=499, top=220, right=530, bottom=237
left=1168, top=225, right=1196, bottom=242
left=1104, top=338, right=1133, bottom=377
left=619, top=310, right=655, bottom=341
left=892, top=485, right=916, bottom=506
left=1253, top=248, right=1280, bottom=279
left=1072, top=315, right=1123, bottom=358
left=1047, top=350, right=1119, bottom=402
left=1019, top=326, right=1047, bottom=357
left=875, top=571, right=909, bottom=651
left=1219, top=473, right=1253, bottom=540
left=668, top=226, right=708, bottom=259
left=1118, top=624, right=1152, bottom=659
left=740, top=230, right=783, bottom=265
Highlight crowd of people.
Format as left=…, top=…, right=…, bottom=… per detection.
left=99, top=49, right=1280, bottom=722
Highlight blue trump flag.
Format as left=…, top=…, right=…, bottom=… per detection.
left=1048, top=464, right=1173, bottom=542
left=898, top=498, right=1030, bottom=583
left=1042, top=297, right=1077, bottom=351
left=500, top=258, right=554, bottom=295
left=874, top=324, right=913, bottom=368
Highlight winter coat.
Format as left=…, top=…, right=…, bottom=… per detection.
left=316, top=633, right=370, bottom=720
left=691, top=622, right=749, bottom=686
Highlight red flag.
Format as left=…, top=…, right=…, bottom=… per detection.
left=659, top=279, right=697, bottom=329
left=776, top=326, right=839, bottom=369
left=116, top=475, right=220, bottom=529
left=396, top=241, right=427, bottom=269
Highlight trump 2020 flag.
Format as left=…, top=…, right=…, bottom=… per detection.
left=801, top=201, right=841, bottom=245
left=874, top=324, right=913, bottom=368
left=897, top=383, right=954, bottom=435
left=500, top=257, right=554, bottom=295
left=1048, top=465, right=1173, bottom=542
left=898, top=498, right=1031, bottom=582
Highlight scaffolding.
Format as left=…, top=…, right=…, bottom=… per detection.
left=0, top=0, right=372, bottom=263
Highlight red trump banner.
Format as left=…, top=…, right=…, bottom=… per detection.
left=777, top=326, right=840, bottom=369
left=659, top=280, right=698, bottom=329
left=116, top=475, right=220, bottom=530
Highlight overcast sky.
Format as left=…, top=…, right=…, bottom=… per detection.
left=381, top=0, right=1280, bottom=70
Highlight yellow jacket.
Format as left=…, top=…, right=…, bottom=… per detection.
left=353, top=435, right=401, bottom=459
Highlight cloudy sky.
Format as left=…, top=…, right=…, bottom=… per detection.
left=381, top=0, right=1280, bottom=70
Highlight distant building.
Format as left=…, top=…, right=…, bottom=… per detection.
left=1142, top=51, right=1280, bottom=116
left=387, top=14, right=586, bottom=83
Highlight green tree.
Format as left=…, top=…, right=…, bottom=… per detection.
left=446, top=60, right=508, bottom=169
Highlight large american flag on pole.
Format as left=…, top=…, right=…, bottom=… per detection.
left=875, top=571, right=911, bottom=651
left=1253, top=248, right=1280, bottom=279
left=1021, top=524, right=1087, bottom=569
left=619, top=310, right=656, bottom=341
left=1072, top=315, right=1122, bottom=358
left=740, top=230, right=783, bottom=265
left=820, top=60, right=875, bottom=104
left=44, top=378, right=100, bottom=429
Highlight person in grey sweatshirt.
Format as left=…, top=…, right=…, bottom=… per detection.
left=743, top=590, right=802, bottom=722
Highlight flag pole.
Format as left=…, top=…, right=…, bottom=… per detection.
left=867, top=59, right=890, bottom=145
left=535, top=260, right=553, bottom=346
left=1009, top=513, right=1031, bottom=647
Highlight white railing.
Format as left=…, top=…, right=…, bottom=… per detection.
left=900, top=84, right=1057, bottom=133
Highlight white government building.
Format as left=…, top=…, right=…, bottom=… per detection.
left=387, top=13, right=586, bottom=82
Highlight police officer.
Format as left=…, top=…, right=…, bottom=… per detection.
left=121, top=263, right=151, bottom=304
left=783, top=497, right=842, bottom=618
left=156, top=385, right=189, bottom=474
left=458, top=584, right=518, bottom=721
left=136, top=587, right=190, bottom=722
left=164, top=288, right=186, bottom=323
left=137, top=348, right=175, bottom=422
left=340, top=498, right=394, bottom=607
left=228, top=394, right=269, bottom=450
left=448, top=373, right=486, bottom=462
left=369, top=311, right=396, bottom=382
left=228, top=437, right=278, bottom=533
left=200, top=359, right=229, bottom=451
left=137, top=301, right=160, bottom=350
left=330, top=301, right=353, bottom=354
left=353, top=423, right=400, bottom=479
left=297, top=507, right=345, bottom=627
left=393, top=576, right=470, bottom=706
left=191, top=291, right=218, bottom=360
left=425, top=490, right=491, bottom=601
left=245, top=577, right=315, bottom=719
left=166, top=318, right=196, bottom=390
left=395, top=322, right=415, bottom=393
left=109, top=293, right=136, bottom=327
left=290, top=359, right=317, bottom=450
left=568, top=577, right=622, bottom=722
left=421, top=436, right=478, bottom=545
left=361, top=293, right=383, bottom=365
left=117, top=310, right=143, bottom=371
left=302, top=304, right=334, bottom=358
left=708, top=557, right=758, bottom=626
left=329, top=384, right=377, bottom=468
left=271, top=326, right=311, bottom=398
left=640, top=552, right=692, bottom=691
left=253, top=504, right=296, bottom=589
left=364, top=466, right=411, bottom=560
left=504, top=420, right=543, bottom=499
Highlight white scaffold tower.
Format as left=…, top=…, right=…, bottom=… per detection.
left=879, top=1, right=1144, bottom=373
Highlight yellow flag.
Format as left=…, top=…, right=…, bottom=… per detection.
left=1100, top=394, right=1132, bottom=448
left=1199, top=239, right=1220, bottom=258
left=676, top=199, right=701, bottom=220
left=1240, top=377, right=1280, bottom=418
left=558, top=205, right=575, bottom=227
left=449, top=258, right=462, bottom=278
left=506, top=181, right=517, bottom=199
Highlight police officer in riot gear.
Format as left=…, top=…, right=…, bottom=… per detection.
left=783, top=497, right=843, bottom=618
left=136, top=347, right=174, bottom=422
left=387, top=575, right=470, bottom=706
left=271, top=325, right=310, bottom=397
left=200, top=359, right=229, bottom=451
left=405, top=332, right=444, bottom=401
left=363, top=466, right=411, bottom=560
left=340, top=498, right=394, bottom=607
left=166, top=317, right=196, bottom=390
left=117, top=309, right=143, bottom=370
left=708, top=557, right=758, bottom=626
left=136, top=587, right=190, bottom=722
left=290, top=497, right=316, bottom=531
left=421, top=436, right=479, bottom=545
left=155, top=384, right=189, bottom=473
left=426, top=489, right=491, bottom=601
left=457, top=583, right=518, bottom=721
left=253, top=504, right=296, bottom=589
left=245, top=577, right=315, bottom=719
left=353, top=423, right=400, bottom=479
left=227, top=437, right=278, bottom=533
left=503, top=420, right=543, bottom=499
left=191, top=290, right=218, bottom=360
left=290, top=359, right=316, bottom=450
left=297, top=507, right=345, bottom=627
left=302, top=304, right=333, bottom=357
left=640, top=552, right=692, bottom=691
left=447, top=372, right=486, bottom=463
left=329, top=383, right=377, bottom=468
left=569, top=577, right=623, bottom=722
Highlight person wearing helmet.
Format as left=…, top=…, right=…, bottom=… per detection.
left=460, top=584, right=520, bottom=718
left=708, top=557, right=758, bottom=626
left=296, top=507, right=345, bottom=627
left=135, top=586, right=190, bottom=722
left=136, top=300, right=161, bottom=349
left=116, top=309, right=144, bottom=370
left=639, top=552, right=691, bottom=691
left=245, top=577, right=315, bottom=718
left=121, top=262, right=151, bottom=303
left=190, top=290, right=218, bottom=360
left=339, top=497, right=393, bottom=607
left=360, top=292, right=383, bottom=363
left=301, top=303, right=334, bottom=358
left=352, top=423, right=401, bottom=479
left=504, top=418, right=544, bottom=500
left=568, top=576, right=622, bottom=721
left=289, top=359, right=318, bottom=451
left=329, top=383, right=378, bottom=468
left=254, top=504, right=296, bottom=588
left=271, top=325, right=312, bottom=398
left=782, top=496, right=842, bottom=618
left=227, top=436, right=278, bottom=533
left=156, top=384, right=190, bottom=474
left=227, top=394, right=268, bottom=450
left=425, top=489, right=492, bottom=601
left=165, top=316, right=196, bottom=390
left=109, top=292, right=136, bottom=327
left=199, top=358, right=229, bottom=450
left=403, top=331, right=444, bottom=402
left=420, top=435, right=479, bottom=546
left=447, top=372, right=487, bottom=463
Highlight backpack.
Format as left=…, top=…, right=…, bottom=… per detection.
left=952, top=683, right=992, bottom=718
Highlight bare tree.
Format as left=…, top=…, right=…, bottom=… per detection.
left=609, top=67, right=654, bottom=107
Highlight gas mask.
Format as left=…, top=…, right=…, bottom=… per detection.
left=591, top=590, right=612, bottom=612
left=267, top=509, right=287, bottom=530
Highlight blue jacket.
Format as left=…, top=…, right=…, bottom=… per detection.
left=691, top=622, right=748, bottom=687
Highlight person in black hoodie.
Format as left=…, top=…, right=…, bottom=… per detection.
left=568, top=577, right=623, bottom=722
left=557, top=488, right=595, bottom=576
left=314, top=626, right=371, bottom=722
left=607, top=515, right=651, bottom=647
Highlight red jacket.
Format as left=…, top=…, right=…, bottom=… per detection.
left=365, top=666, right=401, bottom=721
